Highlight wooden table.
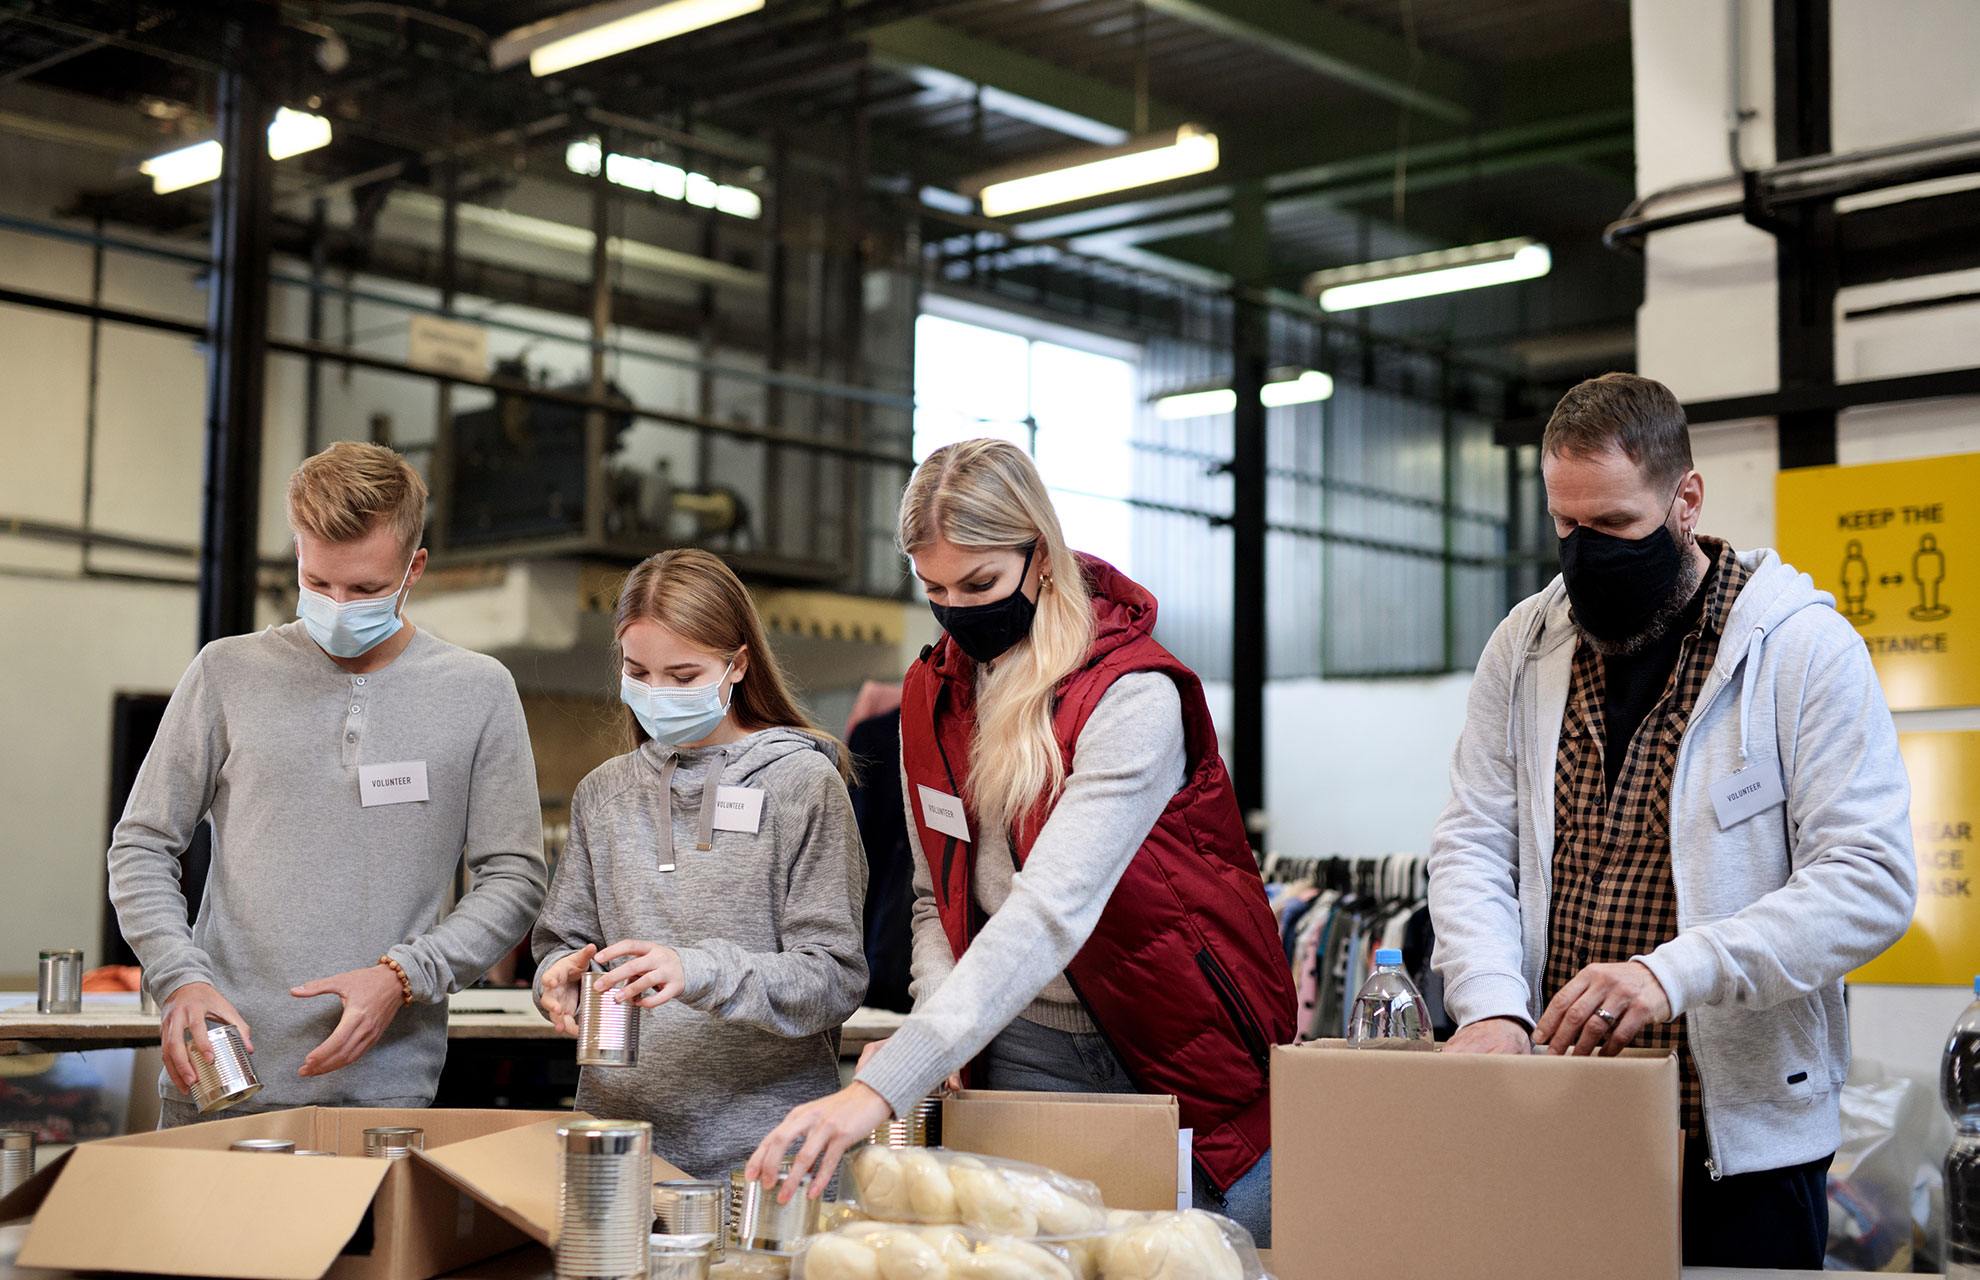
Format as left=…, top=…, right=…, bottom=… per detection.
left=0, top=992, right=906, bottom=1058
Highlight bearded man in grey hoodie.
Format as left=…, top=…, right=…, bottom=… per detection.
left=1428, top=373, right=1916, bottom=1269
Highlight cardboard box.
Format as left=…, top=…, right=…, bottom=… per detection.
left=1271, top=1044, right=1680, bottom=1280
left=0, top=1107, right=687, bottom=1280
left=942, top=1089, right=1181, bottom=1211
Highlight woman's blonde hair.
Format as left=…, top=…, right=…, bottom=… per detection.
left=899, top=439, right=1094, bottom=839
left=613, top=549, right=849, bottom=781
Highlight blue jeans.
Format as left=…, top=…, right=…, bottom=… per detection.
left=982, top=1016, right=1273, bottom=1247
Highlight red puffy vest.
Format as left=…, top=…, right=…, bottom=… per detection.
left=900, top=556, right=1296, bottom=1191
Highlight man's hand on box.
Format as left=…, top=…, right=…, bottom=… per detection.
left=1536, top=960, right=1672, bottom=1057
left=292, top=964, right=408, bottom=1076
left=1444, top=1016, right=1533, bottom=1055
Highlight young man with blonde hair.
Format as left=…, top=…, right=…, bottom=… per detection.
left=108, top=441, right=547, bottom=1124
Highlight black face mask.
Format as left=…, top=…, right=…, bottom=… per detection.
left=1558, top=492, right=1685, bottom=647
left=930, top=542, right=1038, bottom=664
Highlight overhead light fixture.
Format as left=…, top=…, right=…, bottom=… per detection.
left=139, top=108, right=333, bottom=194
left=962, top=124, right=1219, bottom=219
left=1304, top=237, right=1551, bottom=312
left=492, top=0, right=766, bottom=77
left=564, top=137, right=761, bottom=219
left=1153, top=368, right=1334, bottom=420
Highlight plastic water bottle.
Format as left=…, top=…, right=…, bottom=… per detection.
left=1348, top=949, right=1433, bottom=1048
left=1944, top=977, right=1980, bottom=1280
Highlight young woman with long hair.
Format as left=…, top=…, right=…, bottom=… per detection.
left=533, top=548, right=867, bottom=1178
left=748, top=440, right=1294, bottom=1242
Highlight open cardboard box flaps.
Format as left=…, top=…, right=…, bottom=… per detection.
left=0, top=1107, right=685, bottom=1280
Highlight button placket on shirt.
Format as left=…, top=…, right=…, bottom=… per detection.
left=341, top=673, right=369, bottom=766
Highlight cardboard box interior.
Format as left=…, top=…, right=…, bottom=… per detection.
left=0, top=1107, right=660, bottom=1280
left=1271, top=1043, right=1681, bottom=1280
left=941, top=1089, right=1181, bottom=1212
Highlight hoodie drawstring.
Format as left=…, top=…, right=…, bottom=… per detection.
left=656, top=755, right=680, bottom=867
left=1734, top=624, right=1766, bottom=766
left=696, top=748, right=727, bottom=852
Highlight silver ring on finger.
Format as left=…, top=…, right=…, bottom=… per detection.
left=1595, top=1008, right=1620, bottom=1029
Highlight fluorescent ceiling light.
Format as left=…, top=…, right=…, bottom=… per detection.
left=1304, top=237, right=1551, bottom=312
left=139, top=108, right=332, bottom=194
left=1154, top=368, right=1334, bottom=420
left=963, top=124, right=1219, bottom=219
left=564, top=137, right=761, bottom=219
left=493, top=0, right=765, bottom=77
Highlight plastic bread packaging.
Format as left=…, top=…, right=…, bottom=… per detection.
left=843, top=1146, right=1108, bottom=1238
left=1082, top=1209, right=1267, bottom=1280
left=792, top=1221, right=1088, bottom=1280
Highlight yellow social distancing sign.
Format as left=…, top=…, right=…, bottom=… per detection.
left=1851, top=731, right=1980, bottom=986
left=1776, top=451, right=1976, bottom=711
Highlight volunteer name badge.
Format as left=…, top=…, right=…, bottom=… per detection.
left=918, top=784, right=971, bottom=842
left=359, top=760, right=429, bottom=807
left=712, top=785, right=765, bottom=834
left=1711, top=763, right=1785, bottom=829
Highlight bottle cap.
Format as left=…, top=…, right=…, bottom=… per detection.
left=1972, top=974, right=1979, bottom=996
left=1375, top=948, right=1403, bottom=967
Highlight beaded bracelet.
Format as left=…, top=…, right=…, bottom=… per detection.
left=378, top=956, right=414, bottom=1006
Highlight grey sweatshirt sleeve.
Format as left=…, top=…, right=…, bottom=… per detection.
left=674, top=755, right=870, bottom=1037
left=1635, top=633, right=1918, bottom=1016
left=532, top=798, right=603, bottom=1007
left=856, top=674, right=1186, bottom=1115
left=901, top=754, right=958, bottom=1006
left=106, top=651, right=223, bottom=1002
left=1427, top=609, right=1538, bottom=1029
left=386, top=675, right=548, bottom=1002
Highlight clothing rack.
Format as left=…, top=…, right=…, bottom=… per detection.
left=1260, top=853, right=1450, bottom=1042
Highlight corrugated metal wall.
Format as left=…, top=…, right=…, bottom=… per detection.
left=1131, top=299, right=1542, bottom=681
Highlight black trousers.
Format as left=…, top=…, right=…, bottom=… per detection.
left=1682, top=1148, right=1833, bottom=1269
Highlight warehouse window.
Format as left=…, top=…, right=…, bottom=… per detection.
left=912, top=311, right=1137, bottom=574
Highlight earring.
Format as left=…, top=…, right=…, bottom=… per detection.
left=1039, top=571, right=1053, bottom=591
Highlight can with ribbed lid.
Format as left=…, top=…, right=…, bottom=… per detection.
left=866, top=1093, right=943, bottom=1148
left=652, top=1181, right=725, bottom=1259
left=0, top=1129, right=34, bottom=1197
left=230, top=1139, right=295, bottom=1154
left=577, top=961, right=640, bottom=1068
left=363, top=1126, right=424, bottom=1160
left=37, top=949, right=82, bottom=1015
left=186, top=1019, right=261, bottom=1113
left=557, top=1120, right=653, bottom=1280
left=726, top=1168, right=822, bottom=1254
left=647, top=1233, right=715, bottom=1280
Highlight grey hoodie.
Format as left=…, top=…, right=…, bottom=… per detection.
left=532, top=730, right=868, bottom=1179
left=1429, top=547, right=1916, bottom=1177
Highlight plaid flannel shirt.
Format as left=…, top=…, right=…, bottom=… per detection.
left=1544, top=535, right=1749, bottom=1138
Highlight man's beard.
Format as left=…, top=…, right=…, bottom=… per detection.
left=1575, top=530, right=1703, bottom=658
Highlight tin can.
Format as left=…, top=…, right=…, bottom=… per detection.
left=37, top=949, right=83, bottom=1015
left=867, top=1094, right=943, bottom=1149
left=557, top=1120, right=653, bottom=1280
left=186, top=1019, right=261, bottom=1113
left=647, top=1233, right=715, bottom=1280
left=362, top=1126, right=424, bottom=1160
left=0, top=1129, right=34, bottom=1197
left=727, top=1169, right=822, bottom=1254
left=138, top=978, right=160, bottom=1017
left=577, top=962, right=640, bottom=1068
left=230, top=1139, right=295, bottom=1154
left=653, top=1181, right=726, bottom=1260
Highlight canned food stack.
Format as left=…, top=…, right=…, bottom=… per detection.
left=654, top=1180, right=727, bottom=1259
left=578, top=962, right=641, bottom=1068
left=230, top=1139, right=295, bottom=1154
left=557, top=1120, right=654, bottom=1280
left=647, top=1232, right=718, bottom=1280
left=728, top=1167, right=823, bottom=1254
left=186, top=1019, right=261, bottom=1113
left=37, top=949, right=83, bottom=1015
left=867, top=1094, right=942, bottom=1149
left=363, top=1126, right=425, bottom=1160
left=0, top=1130, right=34, bottom=1197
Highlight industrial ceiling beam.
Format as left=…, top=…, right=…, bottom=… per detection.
left=864, top=17, right=1190, bottom=140
left=1139, top=0, right=1475, bottom=123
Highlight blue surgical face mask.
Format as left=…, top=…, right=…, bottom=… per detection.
left=297, top=554, right=414, bottom=658
left=621, top=661, right=735, bottom=746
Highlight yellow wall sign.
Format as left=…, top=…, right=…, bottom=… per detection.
left=1775, top=451, right=1979, bottom=711
left=1854, top=731, right=1980, bottom=986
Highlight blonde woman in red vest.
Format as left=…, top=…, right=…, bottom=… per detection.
left=748, top=438, right=1294, bottom=1243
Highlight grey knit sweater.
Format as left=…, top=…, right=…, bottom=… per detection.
left=533, top=730, right=868, bottom=1179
